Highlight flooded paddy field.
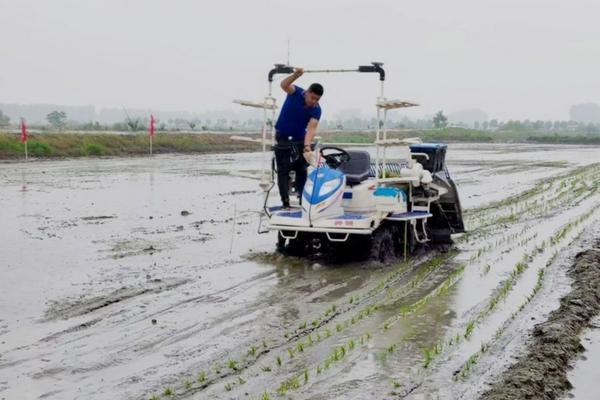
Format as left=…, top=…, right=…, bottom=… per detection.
left=1, top=143, right=599, bottom=400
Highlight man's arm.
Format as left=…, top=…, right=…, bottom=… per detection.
left=280, top=67, right=304, bottom=94
left=304, top=117, right=319, bottom=151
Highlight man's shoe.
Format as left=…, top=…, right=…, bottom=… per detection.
left=282, top=202, right=291, bottom=210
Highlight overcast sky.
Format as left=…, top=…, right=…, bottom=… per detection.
left=1, top=0, right=599, bottom=120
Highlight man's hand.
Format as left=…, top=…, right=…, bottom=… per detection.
left=303, top=148, right=316, bottom=167
left=280, top=67, right=304, bottom=94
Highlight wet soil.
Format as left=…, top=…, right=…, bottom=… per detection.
left=480, top=241, right=600, bottom=400
left=0, top=143, right=599, bottom=400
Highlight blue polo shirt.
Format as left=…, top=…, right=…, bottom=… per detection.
left=275, top=85, right=321, bottom=140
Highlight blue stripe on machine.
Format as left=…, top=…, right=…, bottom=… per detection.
left=277, top=211, right=302, bottom=218
left=343, top=192, right=352, bottom=199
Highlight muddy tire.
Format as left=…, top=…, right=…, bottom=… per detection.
left=429, top=203, right=453, bottom=244
left=369, top=225, right=396, bottom=263
left=429, top=227, right=452, bottom=244
left=276, top=232, right=306, bottom=256
left=395, top=222, right=416, bottom=256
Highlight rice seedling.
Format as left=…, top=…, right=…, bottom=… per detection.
left=228, top=359, right=238, bottom=370
left=311, top=319, right=319, bottom=327
left=224, top=382, right=233, bottom=391
left=276, top=355, right=282, bottom=366
left=262, top=339, right=268, bottom=348
left=184, top=379, right=193, bottom=390
left=316, top=365, right=322, bottom=374
left=387, top=343, right=397, bottom=353
left=336, top=323, right=343, bottom=332
left=422, top=348, right=433, bottom=368
left=481, top=264, right=491, bottom=275
left=480, top=342, right=488, bottom=353
left=299, top=321, right=307, bottom=330
left=261, top=365, right=272, bottom=372
left=214, top=364, right=222, bottom=375
left=261, top=392, right=271, bottom=400
left=248, top=345, right=257, bottom=356
left=392, top=379, right=402, bottom=389
left=277, top=376, right=300, bottom=394
left=238, top=377, right=246, bottom=385
left=296, top=342, right=305, bottom=352
left=304, top=368, right=309, bottom=384
left=287, top=348, right=294, bottom=358
left=464, top=321, right=475, bottom=339
left=149, top=395, right=160, bottom=400
left=163, top=387, right=173, bottom=396
left=348, top=338, right=355, bottom=350
left=198, top=370, right=207, bottom=383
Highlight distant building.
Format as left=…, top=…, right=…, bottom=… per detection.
left=569, top=103, right=600, bottom=124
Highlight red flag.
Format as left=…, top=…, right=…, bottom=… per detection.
left=20, top=118, right=28, bottom=143
left=149, top=114, right=155, bottom=137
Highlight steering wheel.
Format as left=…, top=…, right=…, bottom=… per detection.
left=319, top=146, right=351, bottom=169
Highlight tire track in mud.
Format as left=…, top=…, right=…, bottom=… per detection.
left=42, top=278, right=190, bottom=322
left=143, top=252, right=457, bottom=399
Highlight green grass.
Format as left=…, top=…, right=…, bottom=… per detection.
left=0, top=132, right=258, bottom=159
left=83, top=142, right=106, bottom=156
left=1, top=129, right=598, bottom=160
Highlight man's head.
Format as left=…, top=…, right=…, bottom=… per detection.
left=304, top=83, right=323, bottom=107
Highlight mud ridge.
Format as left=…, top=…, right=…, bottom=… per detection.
left=480, top=240, right=600, bottom=400
left=42, top=278, right=189, bottom=321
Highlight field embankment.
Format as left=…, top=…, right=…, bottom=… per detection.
left=1, top=128, right=599, bottom=159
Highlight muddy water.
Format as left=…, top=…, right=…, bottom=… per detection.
left=569, top=315, right=600, bottom=400
left=0, top=143, right=599, bottom=400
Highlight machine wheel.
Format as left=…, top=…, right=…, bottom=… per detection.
left=429, top=203, right=453, bottom=244
left=395, top=222, right=416, bottom=256
left=369, top=225, right=396, bottom=263
left=276, top=232, right=306, bottom=256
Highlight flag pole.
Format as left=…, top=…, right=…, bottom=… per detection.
left=149, top=114, right=155, bottom=156
left=20, top=118, right=28, bottom=160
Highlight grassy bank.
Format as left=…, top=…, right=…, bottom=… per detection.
left=0, top=132, right=258, bottom=159
left=1, top=128, right=598, bottom=159
left=320, top=128, right=600, bottom=144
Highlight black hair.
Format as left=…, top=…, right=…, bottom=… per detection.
left=307, top=83, right=324, bottom=96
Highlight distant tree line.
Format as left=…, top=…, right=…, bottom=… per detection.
left=1, top=108, right=600, bottom=135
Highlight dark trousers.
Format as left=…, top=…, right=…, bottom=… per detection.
left=274, top=134, right=308, bottom=205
